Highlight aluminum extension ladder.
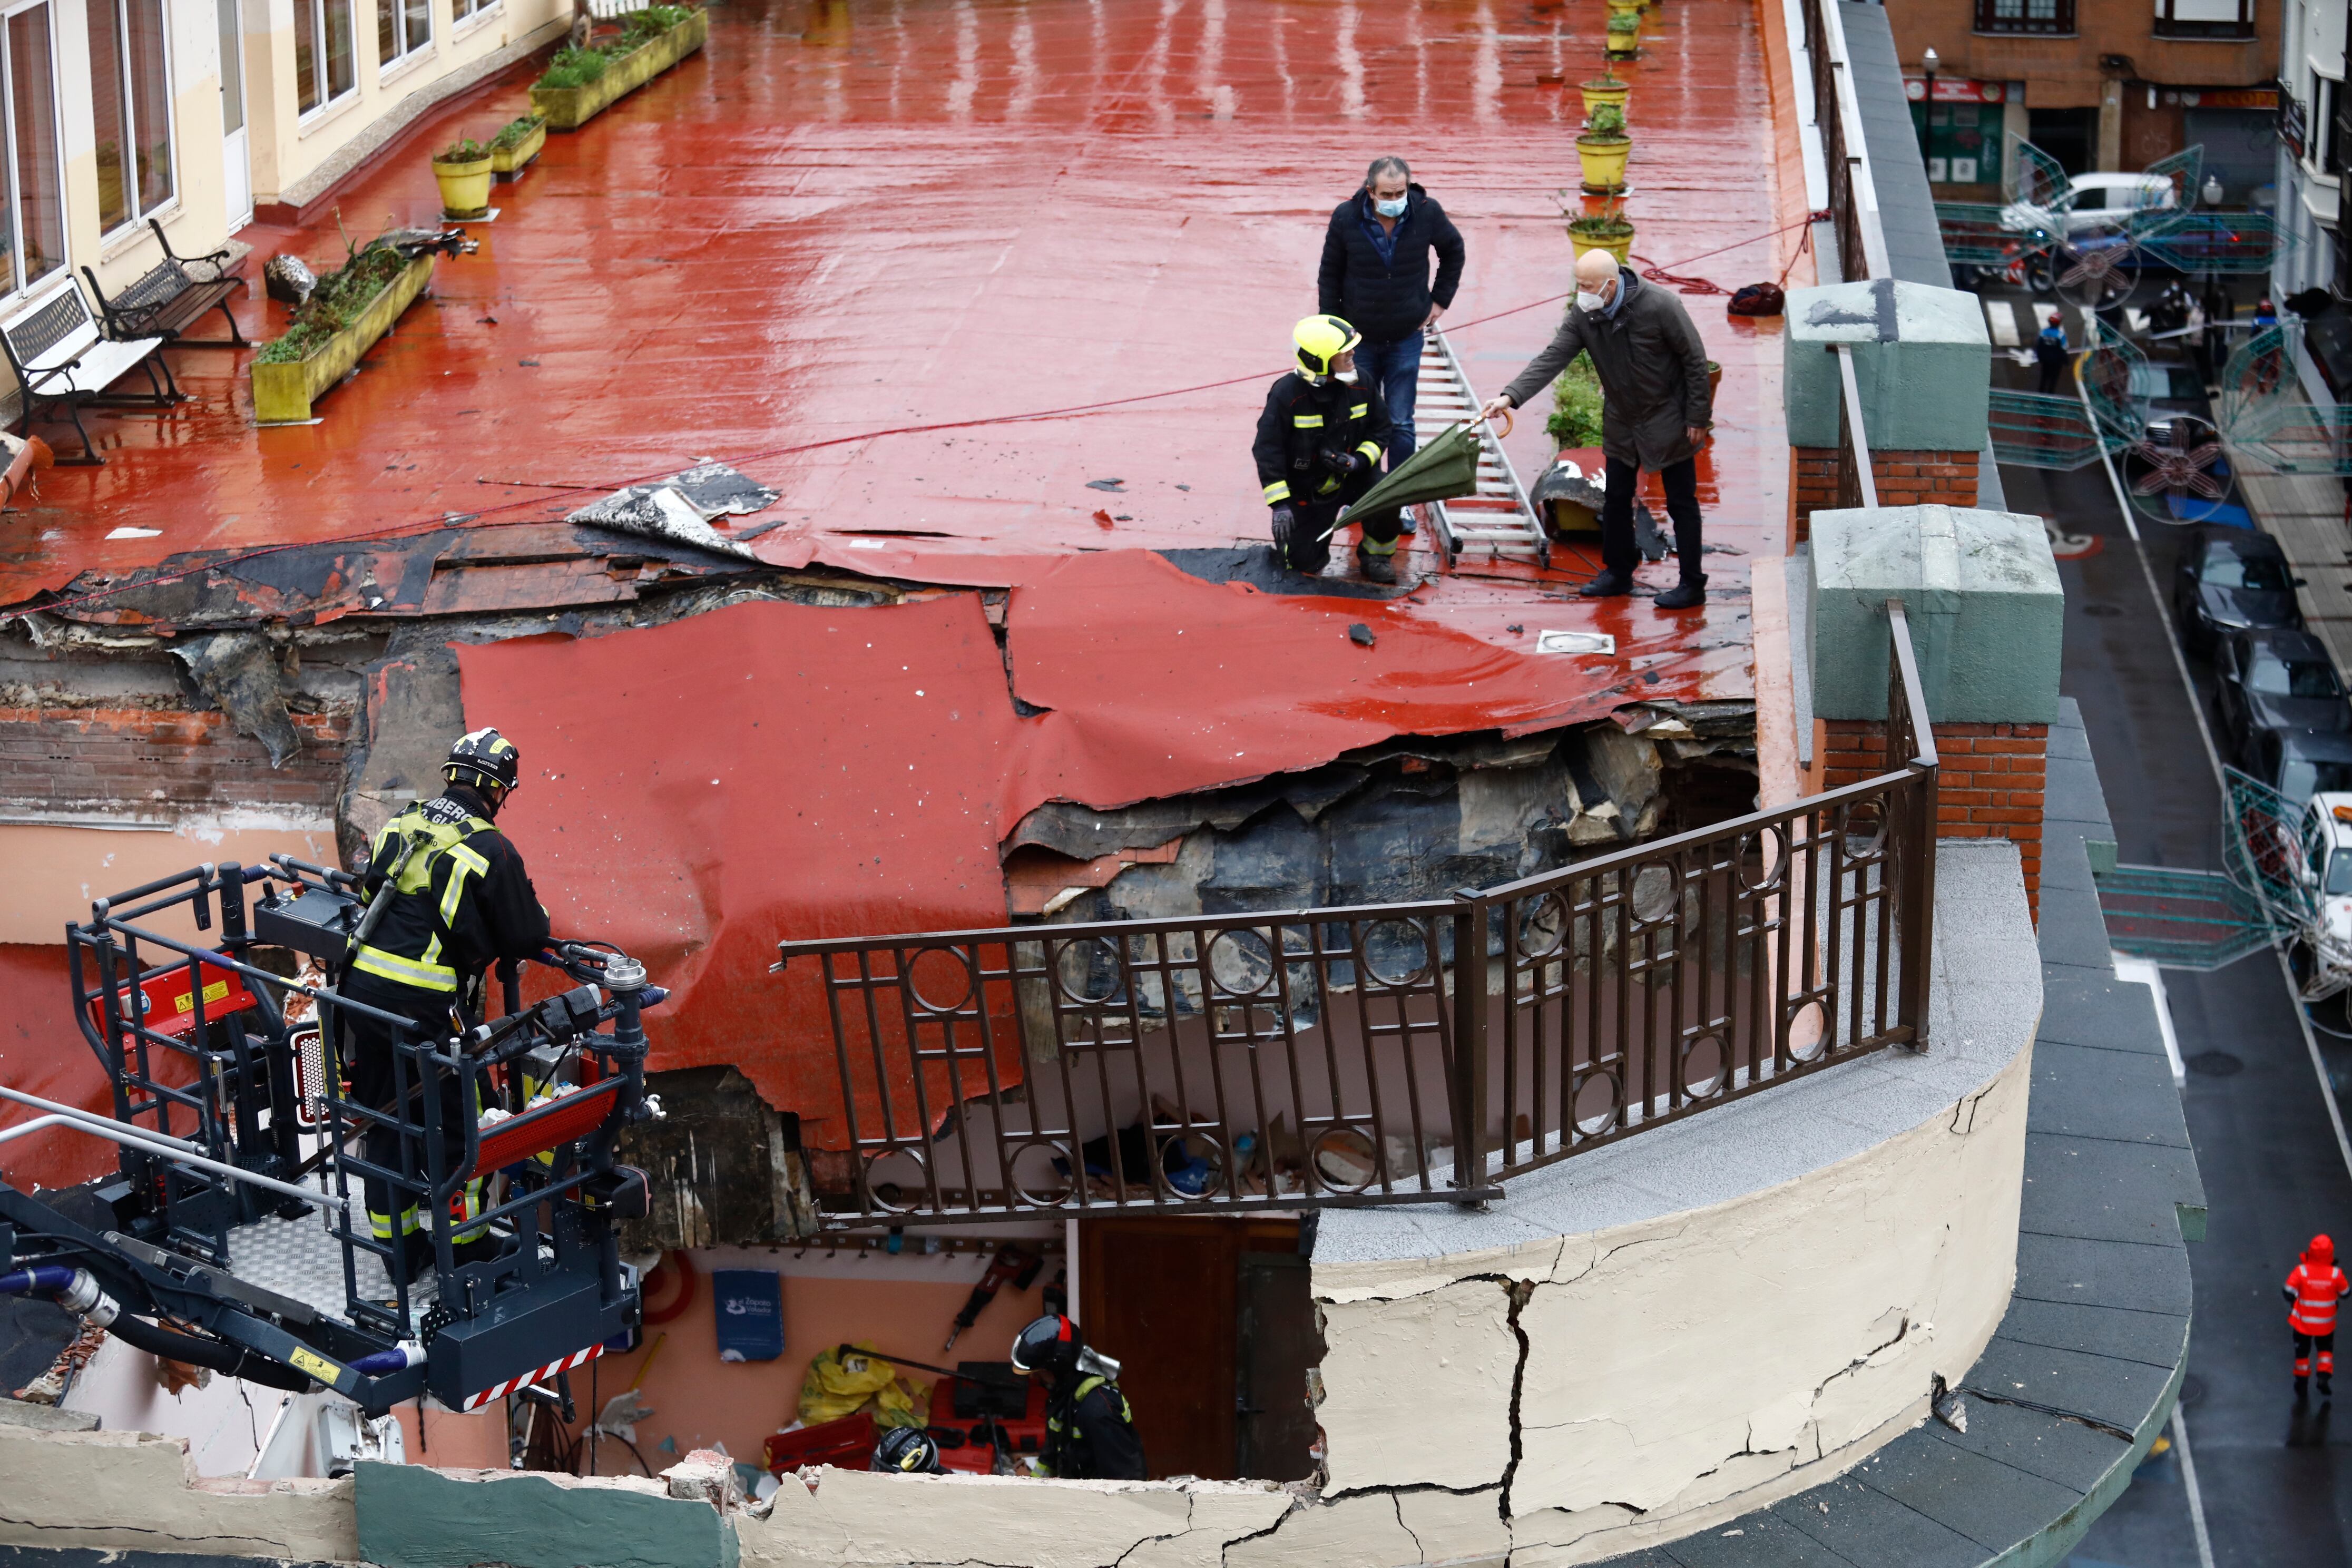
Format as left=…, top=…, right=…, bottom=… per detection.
left=1414, top=327, right=1548, bottom=568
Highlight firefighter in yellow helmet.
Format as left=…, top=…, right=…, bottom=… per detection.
left=1253, top=315, right=1407, bottom=585
left=340, top=727, right=553, bottom=1279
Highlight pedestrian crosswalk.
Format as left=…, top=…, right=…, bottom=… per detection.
left=1979, top=297, right=2099, bottom=350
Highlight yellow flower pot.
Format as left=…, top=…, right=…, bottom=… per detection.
left=1605, top=0, right=1642, bottom=19
left=1576, top=134, right=1632, bottom=194
left=1606, top=24, right=1641, bottom=58
left=532, top=10, right=709, bottom=132
left=1580, top=77, right=1630, bottom=117
left=433, top=154, right=493, bottom=220
left=1568, top=220, right=1635, bottom=266
left=491, top=118, right=547, bottom=177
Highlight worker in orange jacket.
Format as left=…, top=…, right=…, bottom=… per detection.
left=2286, top=1233, right=2351, bottom=1399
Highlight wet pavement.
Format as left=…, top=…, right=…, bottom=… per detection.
left=1982, top=296, right=2352, bottom=1564
left=3, top=0, right=1800, bottom=711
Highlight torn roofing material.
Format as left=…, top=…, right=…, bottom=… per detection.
left=455, top=578, right=1738, bottom=1138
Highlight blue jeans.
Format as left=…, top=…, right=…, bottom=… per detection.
left=1355, top=332, right=1424, bottom=471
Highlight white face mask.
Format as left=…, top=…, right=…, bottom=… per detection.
left=1335, top=368, right=1360, bottom=384
left=1576, top=288, right=1607, bottom=313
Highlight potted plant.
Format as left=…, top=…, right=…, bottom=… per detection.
left=1577, top=102, right=1631, bottom=194
left=1605, top=0, right=1643, bottom=21
left=531, top=4, right=708, bottom=132
left=490, top=113, right=548, bottom=178
left=1580, top=71, right=1629, bottom=118
left=1567, top=197, right=1636, bottom=265
left=432, top=138, right=493, bottom=220
left=1606, top=12, right=1641, bottom=58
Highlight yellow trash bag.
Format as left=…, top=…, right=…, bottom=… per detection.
left=798, top=1341, right=923, bottom=1428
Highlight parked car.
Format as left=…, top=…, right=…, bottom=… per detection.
left=2216, top=629, right=2349, bottom=762
left=2249, top=727, right=2352, bottom=809
left=2174, top=527, right=2301, bottom=654
left=2002, top=171, right=2179, bottom=239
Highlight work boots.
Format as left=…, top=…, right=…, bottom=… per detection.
left=2297, top=1374, right=2311, bottom=1402
left=1655, top=573, right=1708, bottom=611
left=1579, top=567, right=1634, bottom=597
left=1357, top=547, right=1398, bottom=586
left=2322, top=1371, right=2336, bottom=1398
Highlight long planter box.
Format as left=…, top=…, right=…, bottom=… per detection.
left=250, top=256, right=435, bottom=424
left=492, top=119, right=548, bottom=177
left=530, top=11, right=708, bottom=132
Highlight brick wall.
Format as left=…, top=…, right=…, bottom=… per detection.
left=0, top=706, right=352, bottom=816
left=1819, top=718, right=2047, bottom=919
left=1789, top=447, right=1982, bottom=544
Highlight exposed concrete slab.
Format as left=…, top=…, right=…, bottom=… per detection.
left=740, top=1471, right=1289, bottom=1568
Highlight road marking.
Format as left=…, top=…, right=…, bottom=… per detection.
left=2170, top=1406, right=2219, bottom=1568
left=1985, top=299, right=2021, bottom=347
left=2073, top=373, right=2352, bottom=1187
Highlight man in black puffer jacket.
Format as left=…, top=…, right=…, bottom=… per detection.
left=1317, top=157, right=1467, bottom=498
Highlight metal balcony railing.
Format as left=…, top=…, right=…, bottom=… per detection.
left=774, top=611, right=1940, bottom=1226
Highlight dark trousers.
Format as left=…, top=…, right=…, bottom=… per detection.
left=2036, top=354, right=2069, bottom=395
left=1354, top=334, right=1424, bottom=470
left=2295, top=1330, right=2336, bottom=1377
left=1601, top=455, right=1702, bottom=582
left=339, top=983, right=476, bottom=1246
left=1280, top=463, right=1402, bottom=575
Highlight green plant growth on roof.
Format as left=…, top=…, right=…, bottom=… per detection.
left=434, top=138, right=489, bottom=164
left=489, top=114, right=545, bottom=151
left=533, top=5, right=698, bottom=88
left=1586, top=103, right=1627, bottom=138
left=1546, top=351, right=1606, bottom=448
left=1606, top=13, right=1639, bottom=32
left=254, top=234, right=414, bottom=364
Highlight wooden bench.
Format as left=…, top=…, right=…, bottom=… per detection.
left=80, top=217, right=248, bottom=349
left=1, top=277, right=175, bottom=466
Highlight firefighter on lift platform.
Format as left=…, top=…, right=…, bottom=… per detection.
left=1012, top=1313, right=1146, bottom=1480
left=1257, top=315, right=1407, bottom=585
left=341, top=728, right=553, bottom=1277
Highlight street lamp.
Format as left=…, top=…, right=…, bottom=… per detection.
left=1919, top=47, right=1941, bottom=160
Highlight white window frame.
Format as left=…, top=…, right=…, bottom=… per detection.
left=2309, top=66, right=2343, bottom=185
left=450, top=0, right=501, bottom=38
left=376, top=0, right=430, bottom=80
left=0, top=0, right=67, bottom=306
left=89, top=0, right=177, bottom=241
left=2151, top=0, right=2257, bottom=40
left=294, top=0, right=358, bottom=122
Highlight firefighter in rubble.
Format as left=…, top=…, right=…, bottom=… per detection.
left=1256, top=315, right=1408, bottom=585
left=1012, top=1313, right=1148, bottom=1480
left=341, top=728, right=553, bottom=1277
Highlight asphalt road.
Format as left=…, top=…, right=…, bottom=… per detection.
left=1984, top=336, right=2352, bottom=1564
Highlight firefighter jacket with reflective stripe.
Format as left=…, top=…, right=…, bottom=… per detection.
left=349, top=786, right=551, bottom=998
left=1253, top=371, right=1394, bottom=507
left=2287, top=1261, right=2350, bottom=1334
left=1043, top=1373, right=1148, bottom=1480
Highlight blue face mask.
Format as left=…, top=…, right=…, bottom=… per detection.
left=1374, top=195, right=1407, bottom=219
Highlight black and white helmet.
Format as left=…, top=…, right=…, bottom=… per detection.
left=871, top=1425, right=943, bottom=1474
left=445, top=727, right=521, bottom=793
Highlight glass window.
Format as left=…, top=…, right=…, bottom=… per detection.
left=0, top=4, right=62, bottom=297
left=295, top=0, right=355, bottom=115
left=87, top=0, right=172, bottom=236
left=2283, top=760, right=2352, bottom=803
left=2203, top=543, right=2290, bottom=591
left=217, top=0, right=241, bottom=137
left=2325, top=850, right=2352, bottom=896
left=451, top=0, right=496, bottom=22
left=2154, top=0, right=2256, bottom=38
left=1975, top=0, right=2072, bottom=35
left=2248, top=651, right=2343, bottom=698
left=377, top=0, right=427, bottom=70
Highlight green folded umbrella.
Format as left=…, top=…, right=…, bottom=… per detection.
left=1321, top=422, right=1485, bottom=540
